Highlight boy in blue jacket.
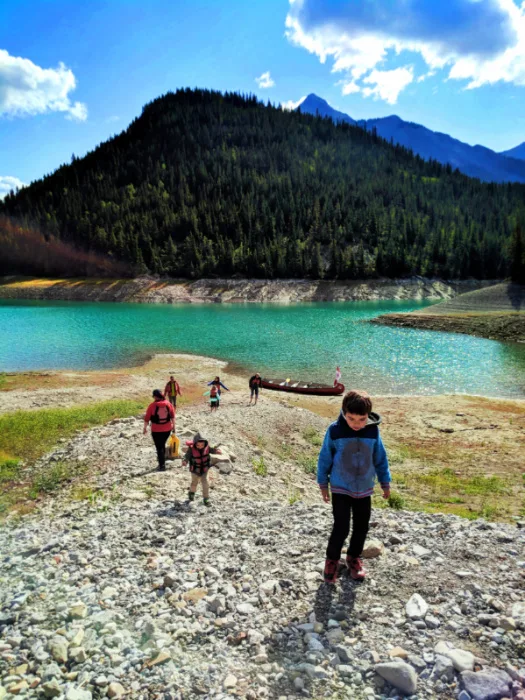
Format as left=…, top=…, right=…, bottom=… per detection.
left=317, top=389, right=391, bottom=583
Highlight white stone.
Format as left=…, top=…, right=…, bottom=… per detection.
left=406, top=593, right=428, bottom=620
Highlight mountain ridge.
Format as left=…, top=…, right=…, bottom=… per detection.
left=298, top=93, right=525, bottom=183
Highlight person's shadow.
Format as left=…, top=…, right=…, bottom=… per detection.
left=313, top=568, right=358, bottom=624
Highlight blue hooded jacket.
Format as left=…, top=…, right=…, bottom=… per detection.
left=317, top=411, right=391, bottom=498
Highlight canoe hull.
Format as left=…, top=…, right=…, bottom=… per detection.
left=261, top=379, right=345, bottom=396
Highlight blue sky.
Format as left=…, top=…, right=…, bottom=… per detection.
left=1, top=0, right=525, bottom=197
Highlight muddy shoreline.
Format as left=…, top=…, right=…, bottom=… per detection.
left=372, top=312, right=525, bottom=343
left=0, top=275, right=493, bottom=304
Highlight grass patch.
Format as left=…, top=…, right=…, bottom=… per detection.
left=0, top=398, right=146, bottom=463
left=0, top=398, right=146, bottom=518
left=297, top=453, right=317, bottom=475
left=302, top=426, right=322, bottom=447
left=252, top=456, right=267, bottom=477
left=387, top=493, right=406, bottom=510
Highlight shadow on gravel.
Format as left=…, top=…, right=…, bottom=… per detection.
left=313, top=574, right=358, bottom=623
left=156, top=501, right=193, bottom=518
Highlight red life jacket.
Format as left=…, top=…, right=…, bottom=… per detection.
left=210, top=385, right=219, bottom=398
left=190, top=444, right=211, bottom=474
left=151, top=401, right=172, bottom=425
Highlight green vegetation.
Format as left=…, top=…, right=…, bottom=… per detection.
left=302, top=426, right=323, bottom=447
left=0, top=398, right=145, bottom=463
left=1, top=89, right=524, bottom=280
left=0, top=398, right=146, bottom=517
left=387, top=493, right=406, bottom=510
left=252, top=456, right=268, bottom=477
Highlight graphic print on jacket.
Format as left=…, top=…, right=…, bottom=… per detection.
left=317, top=411, right=391, bottom=498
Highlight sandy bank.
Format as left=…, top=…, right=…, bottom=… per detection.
left=0, top=275, right=493, bottom=304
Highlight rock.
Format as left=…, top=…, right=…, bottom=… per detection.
left=237, top=603, right=257, bottom=615
left=435, top=641, right=475, bottom=672
left=425, top=614, right=441, bottom=629
left=69, top=603, right=88, bottom=619
left=42, top=679, right=62, bottom=698
left=107, top=682, right=126, bottom=698
left=511, top=602, right=525, bottom=625
left=48, top=637, right=69, bottom=664
left=7, top=681, right=29, bottom=695
left=431, top=655, right=455, bottom=683
left=460, top=668, right=512, bottom=700
left=66, top=689, right=92, bottom=700
left=223, top=674, right=237, bottom=689
left=69, top=646, right=87, bottom=664
left=218, top=462, right=233, bottom=475
left=259, top=579, right=280, bottom=596
left=388, top=647, right=409, bottom=659
left=362, top=539, right=384, bottom=558
left=406, top=593, right=428, bottom=620
left=375, top=661, right=418, bottom=695
left=0, top=689, right=6, bottom=700
left=148, top=650, right=171, bottom=666
left=326, top=628, right=344, bottom=644
left=413, top=544, right=431, bottom=557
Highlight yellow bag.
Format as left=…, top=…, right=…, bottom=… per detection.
left=166, top=433, right=180, bottom=460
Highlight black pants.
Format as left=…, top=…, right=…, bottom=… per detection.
left=326, top=493, right=372, bottom=560
left=152, top=430, right=171, bottom=469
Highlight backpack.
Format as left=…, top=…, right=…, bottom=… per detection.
left=151, top=402, right=171, bottom=425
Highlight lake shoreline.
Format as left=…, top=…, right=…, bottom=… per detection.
left=0, top=275, right=494, bottom=304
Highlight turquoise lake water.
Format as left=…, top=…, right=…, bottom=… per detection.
left=0, top=299, right=524, bottom=397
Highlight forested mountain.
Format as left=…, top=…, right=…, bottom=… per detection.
left=298, top=93, right=525, bottom=184
left=1, top=88, right=524, bottom=280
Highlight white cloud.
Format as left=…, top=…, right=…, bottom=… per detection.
left=255, top=71, right=275, bottom=88
left=362, top=66, right=414, bottom=104
left=0, top=49, right=87, bottom=120
left=282, top=95, right=306, bottom=110
left=285, top=0, right=525, bottom=102
left=0, top=176, right=27, bottom=200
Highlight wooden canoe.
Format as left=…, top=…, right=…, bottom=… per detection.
left=261, top=378, right=345, bottom=396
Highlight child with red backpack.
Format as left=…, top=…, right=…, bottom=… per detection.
left=182, top=432, right=222, bottom=506
left=143, top=389, right=175, bottom=471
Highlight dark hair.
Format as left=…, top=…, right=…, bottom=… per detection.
left=152, top=389, right=163, bottom=399
left=342, top=390, right=372, bottom=416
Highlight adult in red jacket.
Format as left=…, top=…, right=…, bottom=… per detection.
left=143, top=389, right=175, bottom=471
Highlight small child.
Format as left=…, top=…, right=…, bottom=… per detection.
left=182, top=432, right=221, bottom=506
left=317, top=389, right=391, bottom=583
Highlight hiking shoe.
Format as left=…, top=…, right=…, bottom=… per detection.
left=158, top=466, right=166, bottom=472
left=203, top=498, right=211, bottom=507
left=347, top=556, right=366, bottom=581
left=323, top=558, right=339, bottom=584
left=188, top=491, right=195, bottom=502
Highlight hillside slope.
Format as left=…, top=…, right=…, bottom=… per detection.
left=1, top=89, right=524, bottom=281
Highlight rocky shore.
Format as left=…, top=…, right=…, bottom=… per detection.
left=0, top=277, right=493, bottom=305
left=372, top=284, right=525, bottom=343
left=1, top=389, right=524, bottom=699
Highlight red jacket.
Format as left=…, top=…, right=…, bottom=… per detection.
left=164, top=380, right=181, bottom=398
left=144, top=399, right=175, bottom=432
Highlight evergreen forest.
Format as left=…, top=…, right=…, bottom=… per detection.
left=1, top=88, right=524, bottom=279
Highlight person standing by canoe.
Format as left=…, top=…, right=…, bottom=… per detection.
left=317, top=389, right=391, bottom=583
left=249, top=372, right=262, bottom=405
left=143, top=389, right=175, bottom=472
left=164, top=375, right=182, bottom=410
left=334, top=366, right=342, bottom=387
